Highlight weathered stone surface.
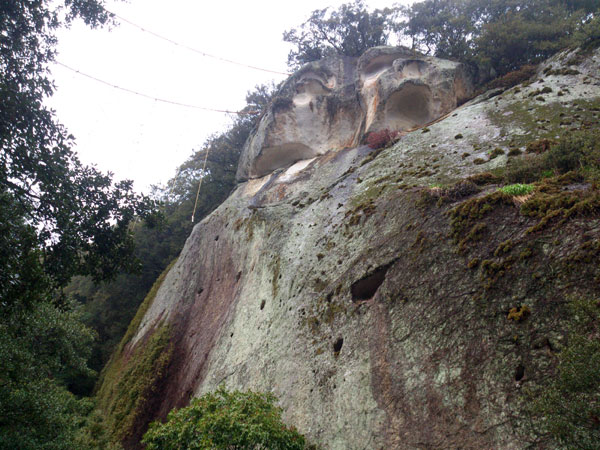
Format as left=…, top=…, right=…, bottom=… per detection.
left=103, top=47, right=600, bottom=449
left=236, top=46, right=474, bottom=181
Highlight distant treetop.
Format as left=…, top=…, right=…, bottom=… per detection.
left=283, top=0, right=599, bottom=81
left=283, top=0, right=393, bottom=69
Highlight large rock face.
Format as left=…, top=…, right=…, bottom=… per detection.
left=99, top=47, right=600, bottom=449
left=237, top=47, right=473, bottom=181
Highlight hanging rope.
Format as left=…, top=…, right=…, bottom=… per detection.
left=191, top=148, right=211, bottom=223
left=168, top=166, right=182, bottom=198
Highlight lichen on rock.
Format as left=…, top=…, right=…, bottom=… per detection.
left=97, top=46, right=600, bottom=449
left=236, top=46, right=474, bottom=181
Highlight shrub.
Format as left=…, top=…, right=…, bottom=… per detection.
left=487, top=65, right=538, bottom=90
left=500, top=184, right=534, bottom=196
left=466, top=172, right=503, bottom=186
left=543, top=132, right=600, bottom=175
left=526, top=138, right=557, bottom=154
left=142, top=387, right=307, bottom=450
left=365, top=129, right=399, bottom=150
left=489, top=148, right=505, bottom=159
left=504, top=156, right=546, bottom=183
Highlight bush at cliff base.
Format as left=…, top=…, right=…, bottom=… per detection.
left=142, top=387, right=306, bottom=449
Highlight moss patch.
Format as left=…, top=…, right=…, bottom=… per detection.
left=97, top=323, right=173, bottom=447
left=94, top=260, right=177, bottom=447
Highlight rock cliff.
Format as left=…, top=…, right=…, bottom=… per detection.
left=97, top=46, right=600, bottom=449
left=237, top=47, right=472, bottom=181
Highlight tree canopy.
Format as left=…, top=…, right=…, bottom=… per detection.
left=1, top=0, right=157, bottom=292
left=396, top=0, right=599, bottom=78
left=0, top=1, right=159, bottom=447
left=283, top=0, right=392, bottom=69
left=142, top=387, right=307, bottom=450
left=283, top=0, right=599, bottom=80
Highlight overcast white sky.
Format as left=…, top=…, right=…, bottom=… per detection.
left=48, top=0, right=411, bottom=193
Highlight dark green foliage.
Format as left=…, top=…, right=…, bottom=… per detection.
left=397, top=0, right=599, bottom=80
left=395, top=0, right=474, bottom=61
left=0, top=190, right=51, bottom=308
left=531, top=298, right=600, bottom=448
left=284, top=0, right=598, bottom=84
left=505, top=130, right=600, bottom=184
left=0, top=1, right=163, bottom=447
left=0, top=297, right=96, bottom=449
left=283, top=0, right=392, bottom=69
left=0, top=0, right=157, bottom=288
left=142, top=387, right=307, bottom=450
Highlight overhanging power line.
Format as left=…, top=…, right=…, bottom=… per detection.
left=105, top=9, right=291, bottom=77
left=55, top=61, right=260, bottom=115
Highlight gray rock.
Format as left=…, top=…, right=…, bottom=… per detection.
left=236, top=46, right=474, bottom=181
left=103, top=47, right=600, bottom=449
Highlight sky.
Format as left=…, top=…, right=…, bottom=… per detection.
left=49, top=0, right=411, bottom=193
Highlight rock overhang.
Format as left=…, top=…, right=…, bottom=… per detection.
left=236, top=46, right=474, bottom=182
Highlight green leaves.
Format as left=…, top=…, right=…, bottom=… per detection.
left=0, top=1, right=159, bottom=448
left=283, top=0, right=391, bottom=69
left=142, top=387, right=307, bottom=450
left=0, top=299, right=97, bottom=449
left=399, top=0, right=599, bottom=79
left=1, top=0, right=157, bottom=288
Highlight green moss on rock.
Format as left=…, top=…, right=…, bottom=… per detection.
left=94, top=260, right=177, bottom=448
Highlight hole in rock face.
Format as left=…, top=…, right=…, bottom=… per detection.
left=251, top=142, right=316, bottom=179
left=384, top=83, right=433, bottom=130
left=515, top=364, right=525, bottom=382
left=296, top=78, right=330, bottom=97
left=351, top=264, right=392, bottom=301
left=333, top=337, right=344, bottom=353
left=260, top=299, right=266, bottom=310
left=362, top=53, right=401, bottom=78
left=396, top=59, right=429, bottom=78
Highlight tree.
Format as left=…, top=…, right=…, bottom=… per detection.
left=397, top=0, right=599, bottom=79
left=283, top=0, right=392, bottom=69
left=1, top=0, right=157, bottom=291
left=0, top=1, right=157, bottom=447
left=142, top=387, right=307, bottom=450
left=0, top=292, right=97, bottom=449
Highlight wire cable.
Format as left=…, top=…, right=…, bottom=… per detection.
left=55, top=61, right=259, bottom=115
left=105, top=9, right=291, bottom=77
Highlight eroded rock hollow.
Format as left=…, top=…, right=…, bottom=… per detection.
left=237, top=46, right=473, bottom=181
left=98, top=46, right=600, bottom=449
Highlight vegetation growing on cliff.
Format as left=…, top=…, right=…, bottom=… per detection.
left=142, top=387, right=307, bottom=450
left=285, top=0, right=599, bottom=81
left=92, top=262, right=176, bottom=448
left=530, top=298, right=600, bottom=448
